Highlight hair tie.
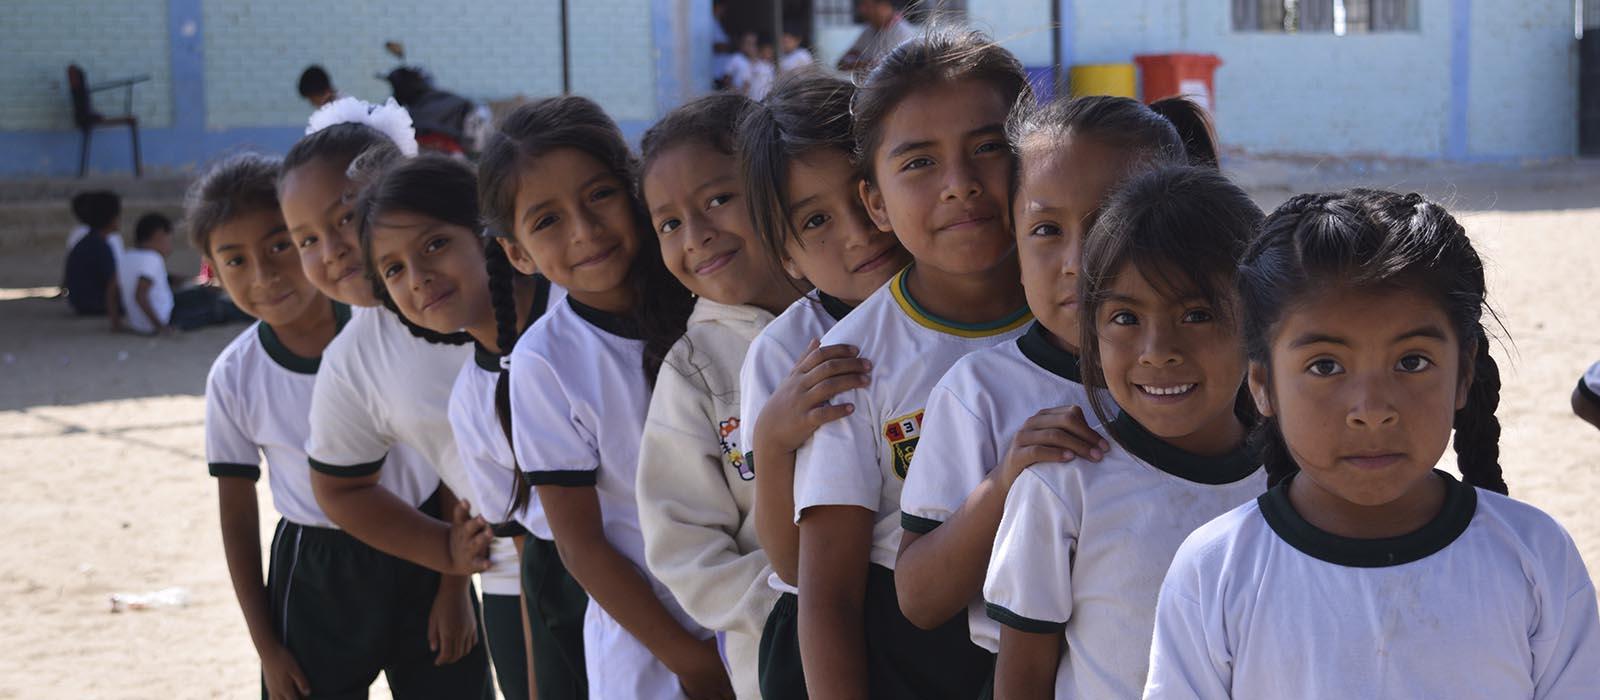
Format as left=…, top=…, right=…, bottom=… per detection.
left=306, top=97, right=419, bottom=157
left=499, top=355, right=512, bottom=371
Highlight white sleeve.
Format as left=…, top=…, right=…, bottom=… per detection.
left=792, top=383, right=880, bottom=521
left=1142, top=551, right=1233, bottom=700
left=983, top=469, right=1075, bottom=631
left=900, top=380, right=994, bottom=534
left=509, top=351, right=598, bottom=486
left=638, top=360, right=778, bottom=639
left=738, top=333, right=797, bottom=474
left=306, top=347, right=392, bottom=476
left=204, top=356, right=261, bottom=480
left=1530, top=525, right=1600, bottom=699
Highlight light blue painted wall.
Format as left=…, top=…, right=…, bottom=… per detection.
left=201, top=0, right=566, bottom=129
left=1468, top=0, right=1578, bottom=158
left=0, top=0, right=175, bottom=130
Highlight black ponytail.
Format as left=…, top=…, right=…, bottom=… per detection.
left=484, top=239, right=535, bottom=517
left=1454, top=330, right=1507, bottom=494
left=1238, top=189, right=1507, bottom=494
left=1149, top=96, right=1220, bottom=170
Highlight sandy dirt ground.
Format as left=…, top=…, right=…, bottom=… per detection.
left=0, top=162, right=1596, bottom=698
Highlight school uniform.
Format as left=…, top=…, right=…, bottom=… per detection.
left=1144, top=471, right=1600, bottom=699
left=451, top=279, right=569, bottom=700
left=982, top=412, right=1264, bottom=699
left=895, top=320, right=1096, bottom=687
left=512, top=296, right=712, bottom=700
left=792, top=265, right=1030, bottom=699
left=116, top=247, right=174, bottom=333
left=738, top=290, right=855, bottom=700
left=205, top=304, right=476, bottom=698
left=638, top=298, right=781, bottom=699
left=306, top=305, right=513, bottom=699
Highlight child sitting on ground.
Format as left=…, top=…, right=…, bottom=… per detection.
left=117, top=212, right=245, bottom=334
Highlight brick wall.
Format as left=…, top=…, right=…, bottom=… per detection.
left=0, top=0, right=174, bottom=131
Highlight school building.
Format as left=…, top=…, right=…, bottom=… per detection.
left=1, top=0, right=1587, bottom=177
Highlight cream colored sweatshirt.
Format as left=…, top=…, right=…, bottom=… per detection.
left=638, top=298, right=780, bottom=699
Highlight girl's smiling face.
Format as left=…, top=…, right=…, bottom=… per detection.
left=860, top=77, right=1015, bottom=277
left=780, top=147, right=909, bottom=305
left=1095, top=263, right=1246, bottom=456
left=1014, top=136, right=1139, bottom=353
left=367, top=210, right=491, bottom=336
left=207, top=208, right=321, bottom=328
left=1253, top=284, right=1470, bottom=509
left=644, top=142, right=797, bottom=313
left=280, top=157, right=377, bottom=306
left=505, top=147, right=640, bottom=312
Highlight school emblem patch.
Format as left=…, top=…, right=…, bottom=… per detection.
left=883, top=410, right=924, bottom=480
left=719, top=416, right=754, bottom=481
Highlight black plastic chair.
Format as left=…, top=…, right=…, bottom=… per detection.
left=67, top=64, right=149, bottom=177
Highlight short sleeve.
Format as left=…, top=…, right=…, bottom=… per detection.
left=738, top=332, right=799, bottom=474
left=1142, top=569, right=1233, bottom=700
left=792, top=384, right=881, bottom=521
left=509, top=349, right=599, bottom=486
left=900, top=381, right=994, bottom=534
left=204, top=357, right=260, bottom=480
left=305, top=342, right=391, bottom=477
left=1529, top=520, right=1600, bottom=699
left=983, top=469, right=1076, bottom=632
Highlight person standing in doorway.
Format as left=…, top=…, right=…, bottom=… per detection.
left=836, top=0, right=917, bottom=73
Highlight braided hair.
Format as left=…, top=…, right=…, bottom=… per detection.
left=1237, top=189, right=1507, bottom=494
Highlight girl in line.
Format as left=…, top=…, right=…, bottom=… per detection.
left=981, top=165, right=1267, bottom=698
left=279, top=100, right=502, bottom=698
left=895, top=95, right=1215, bottom=684
left=790, top=29, right=1033, bottom=700
left=1143, top=189, right=1600, bottom=698
left=737, top=69, right=913, bottom=700
left=357, top=154, right=571, bottom=700
left=634, top=93, right=805, bottom=699
left=479, top=96, right=732, bottom=700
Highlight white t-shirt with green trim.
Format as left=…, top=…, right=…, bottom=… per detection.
left=793, top=266, right=1031, bottom=570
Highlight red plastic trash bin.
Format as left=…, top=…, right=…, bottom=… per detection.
left=1133, top=53, right=1222, bottom=112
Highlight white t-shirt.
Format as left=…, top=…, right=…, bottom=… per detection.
left=205, top=308, right=439, bottom=529
left=748, top=60, right=775, bottom=101
left=307, top=305, right=519, bottom=595
left=780, top=47, right=815, bottom=74
left=1144, top=472, right=1600, bottom=700
left=447, top=279, right=564, bottom=540
left=793, top=265, right=1031, bottom=569
left=739, top=290, right=854, bottom=595
left=899, top=322, right=1098, bottom=652
left=510, top=296, right=704, bottom=634
left=984, top=412, right=1265, bottom=697
left=117, top=248, right=172, bottom=334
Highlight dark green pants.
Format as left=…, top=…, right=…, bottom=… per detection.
left=521, top=536, right=589, bottom=699
left=759, top=591, right=807, bottom=700
left=264, top=511, right=493, bottom=700
left=863, top=564, right=993, bottom=700
left=483, top=592, right=529, bottom=700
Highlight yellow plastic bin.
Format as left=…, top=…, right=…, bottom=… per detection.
left=1068, top=63, right=1137, bottom=99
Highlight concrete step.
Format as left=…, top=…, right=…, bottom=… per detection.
left=0, top=175, right=191, bottom=203
left=0, top=175, right=192, bottom=254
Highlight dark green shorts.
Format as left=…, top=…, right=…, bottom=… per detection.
left=264, top=500, right=493, bottom=699
left=520, top=536, right=589, bottom=700
left=863, top=564, right=994, bottom=700
left=482, top=592, right=529, bottom=700
left=759, top=591, right=807, bottom=700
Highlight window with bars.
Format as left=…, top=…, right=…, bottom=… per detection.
left=1233, top=0, right=1418, bottom=34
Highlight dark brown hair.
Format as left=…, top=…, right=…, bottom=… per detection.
left=183, top=153, right=283, bottom=257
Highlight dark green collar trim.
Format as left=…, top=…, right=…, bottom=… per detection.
left=817, top=291, right=854, bottom=322
left=258, top=302, right=352, bottom=374
left=1107, top=412, right=1259, bottom=485
left=1258, top=470, right=1477, bottom=568
left=476, top=277, right=555, bottom=372
left=1016, top=322, right=1082, bottom=383
left=568, top=296, right=641, bottom=340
